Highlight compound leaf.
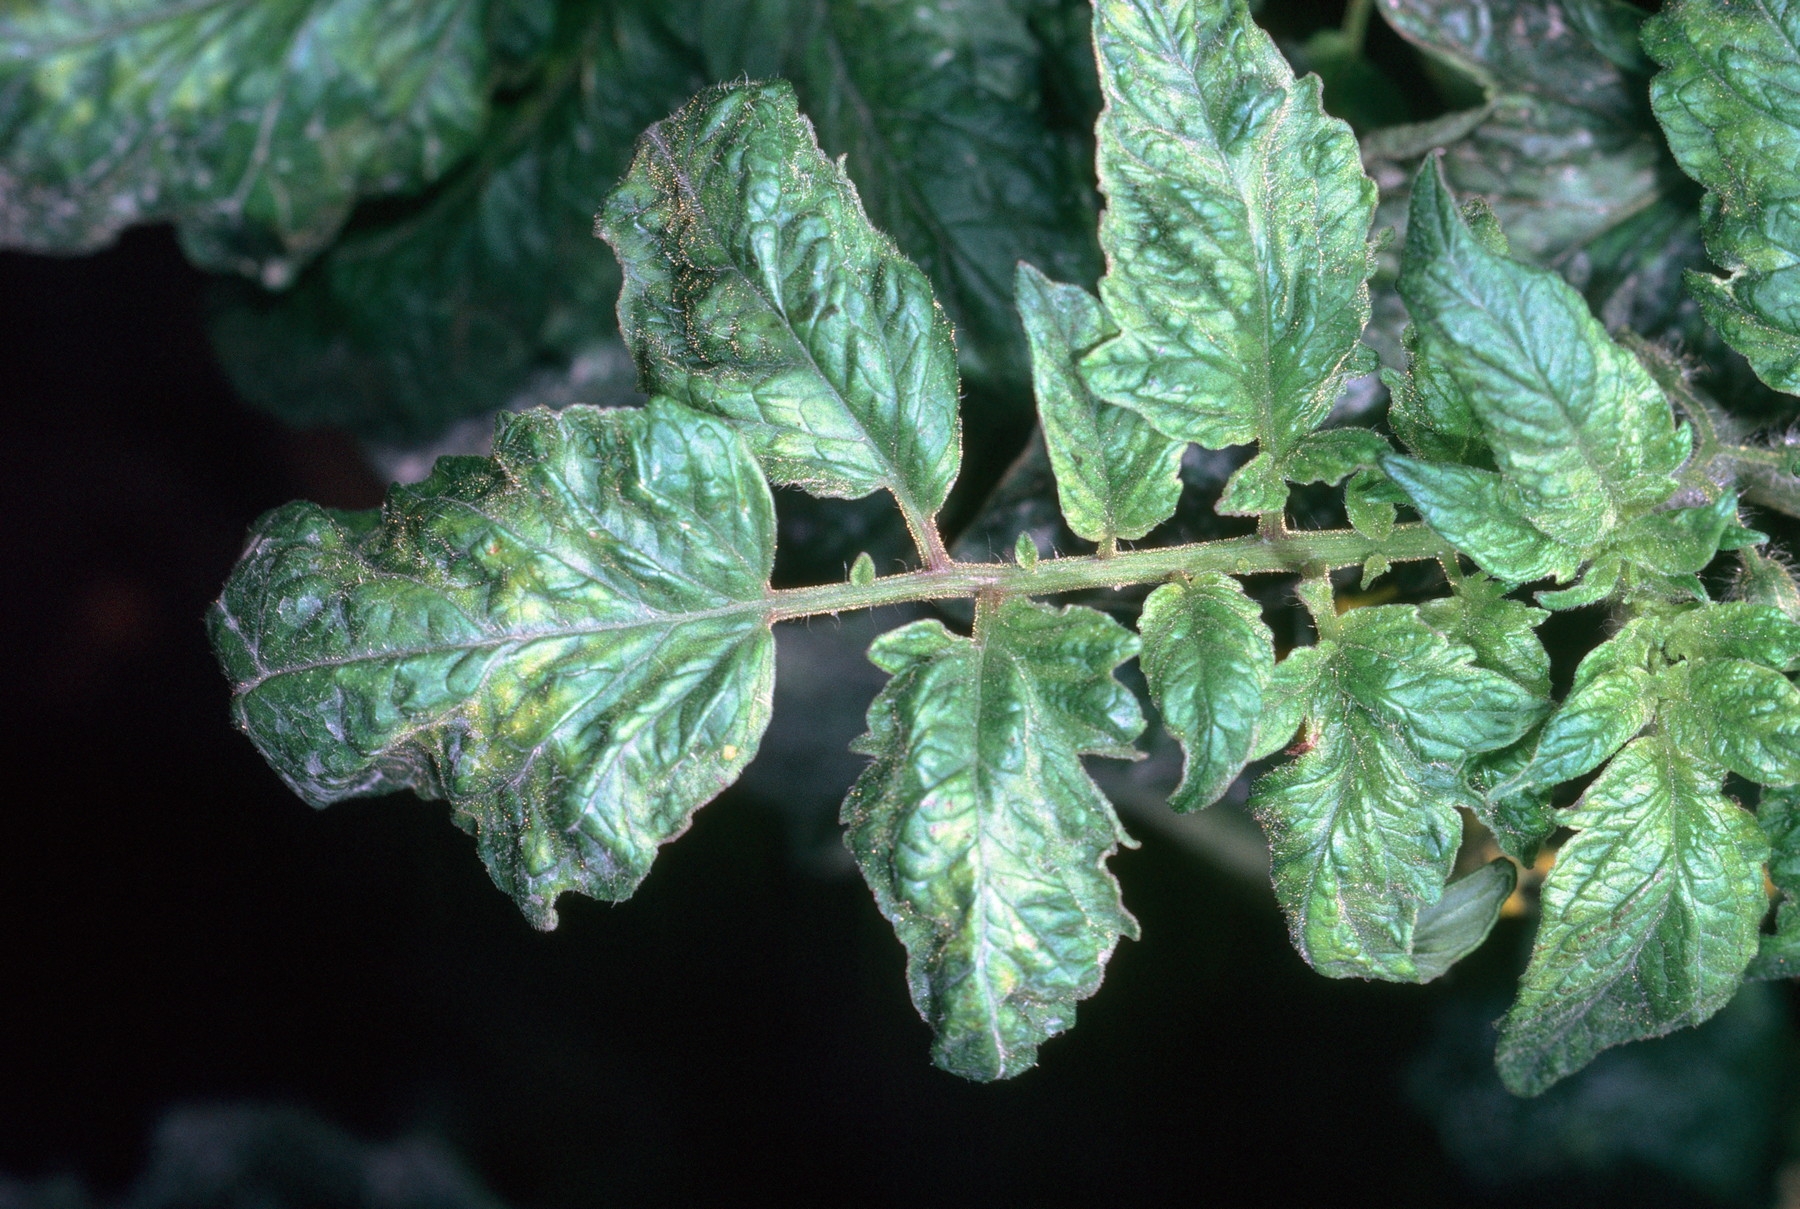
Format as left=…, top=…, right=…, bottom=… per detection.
left=1139, top=574, right=1274, bottom=812
left=210, top=400, right=777, bottom=928
left=0, top=0, right=501, bottom=284
left=841, top=599, right=1143, bottom=1081
left=1082, top=0, right=1376, bottom=479
left=600, top=79, right=961, bottom=524
left=1497, top=733, right=1767, bottom=1095
left=1646, top=0, right=1800, bottom=392
left=1016, top=262, right=1182, bottom=546
left=1252, top=605, right=1543, bottom=981
left=1395, top=158, right=1688, bottom=554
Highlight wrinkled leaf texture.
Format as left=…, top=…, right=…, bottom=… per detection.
left=211, top=401, right=777, bottom=928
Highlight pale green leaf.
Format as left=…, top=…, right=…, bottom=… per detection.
left=1396, top=157, right=1688, bottom=548
left=1664, top=601, right=1800, bottom=672
left=1015, top=263, right=1182, bottom=545
left=0, top=0, right=501, bottom=283
left=1646, top=0, right=1800, bottom=392
left=1139, top=574, right=1274, bottom=812
left=1417, top=576, right=1552, bottom=699
left=209, top=400, right=778, bottom=928
left=1497, top=733, right=1767, bottom=1095
left=600, top=80, right=962, bottom=523
left=1411, top=859, right=1518, bottom=983
left=1081, top=0, right=1376, bottom=476
left=1527, top=624, right=1660, bottom=790
left=1247, top=642, right=1333, bottom=762
left=842, top=599, right=1143, bottom=1081
left=1733, top=548, right=1800, bottom=624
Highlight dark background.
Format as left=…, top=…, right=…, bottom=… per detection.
left=4, top=1, right=1800, bottom=1198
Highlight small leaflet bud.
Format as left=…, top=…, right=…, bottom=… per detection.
left=850, top=551, right=876, bottom=587
left=1014, top=531, right=1039, bottom=569
left=1733, top=547, right=1800, bottom=621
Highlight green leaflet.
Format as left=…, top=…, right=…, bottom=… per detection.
left=1646, top=0, right=1800, bottom=393
left=1082, top=0, right=1377, bottom=508
left=0, top=0, right=503, bottom=285
left=1497, top=733, right=1767, bottom=1096
left=1251, top=604, right=1543, bottom=981
left=1382, top=158, right=1714, bottom=603
left=1749, top=786, right=1800, bottom=980
left=1411, top=859, right=1518, bottom=983
left=841, top=599, right=1142, bottom=1081
left=1015, top=263, right=1182, bottom=546
left=209, top=2, right=690, bottom=441
left=209, top=400, right=777, bottom=928
left=203, top=0, right=1097, bottom=441
left=1664, top=660, right=1800, bottom=788
left=600, top=79, right=961, bottom=532
left=1734, top=548, right=1800, bottom=623
left=1139, top=574, right=1274, bottom=812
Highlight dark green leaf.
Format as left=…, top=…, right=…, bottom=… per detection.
left=1139, top=574, right=1274, bottom=812
left=1015, top=263, right=1182, bottom=545
left=209, top=401, right=777, bottom=928
left=1646, top=0, right=1800, bottom=393
left=1497, top=733, right=1767, bottom=1095
left=0, top=0, right=504, bottom=283
left=1082, top=0, right=1376, bottom=492
left=601, top=79, right=962, bottom=528
left=841, top=599, right=1142, bottom=1081
left=209, top=3, right=694, bottom=439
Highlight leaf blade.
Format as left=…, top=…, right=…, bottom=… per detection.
left=210, top=400, right=777, bottom=927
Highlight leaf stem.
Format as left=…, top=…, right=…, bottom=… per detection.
left=767, top=522, right=1444, bottom=620
left=1341, top=0, right=1374, bottom=53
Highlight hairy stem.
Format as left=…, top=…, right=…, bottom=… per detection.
left=766, top=521, right=1444, bottom=621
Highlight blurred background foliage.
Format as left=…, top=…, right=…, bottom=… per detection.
left=4, top=0, right=1800, bottom=1204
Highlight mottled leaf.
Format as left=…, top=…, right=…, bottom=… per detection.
left=841, top=599, right=1142, bottom=1080
left=1665, top=660, right=1800, bottom=789
left=0, top=0, right=502, bottom=283
left=1082, top=0, right=1376, bottom=494
left=600, top=79, right=961, bottom=533
left=1016, top=263, right=1182, bottom=546
left=1139, top=574, right=1274, bottom=812
left=1647, top=0, right=1800, bottom=392
left=210, top=401, right=777, bottom=928
left=1497, top=733, right=1767, bottom=1095
left=1252, top=605, right=1543, bottom=980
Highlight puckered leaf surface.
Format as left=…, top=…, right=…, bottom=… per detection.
left=1082, top=0, right=1376, bottom=492
left=1015, top=263, right=1182, bottom=546
left=1251, top=604, right=1543, bottom=981
left=1646, top=0, right=1800, bottom=392
left=1139, top=574, right=1273, bottom=812
left=210, top=401, right=777, bottom=929
left=600, top=79, right=961, bottom=528
left=841, top=599, right=1142, bottom=1081
left=1749, top=786, right=1800, bottom=980
left=1497, top=733, right=1767, bottom=1096
left=0, top=0, right=502, bottom=284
